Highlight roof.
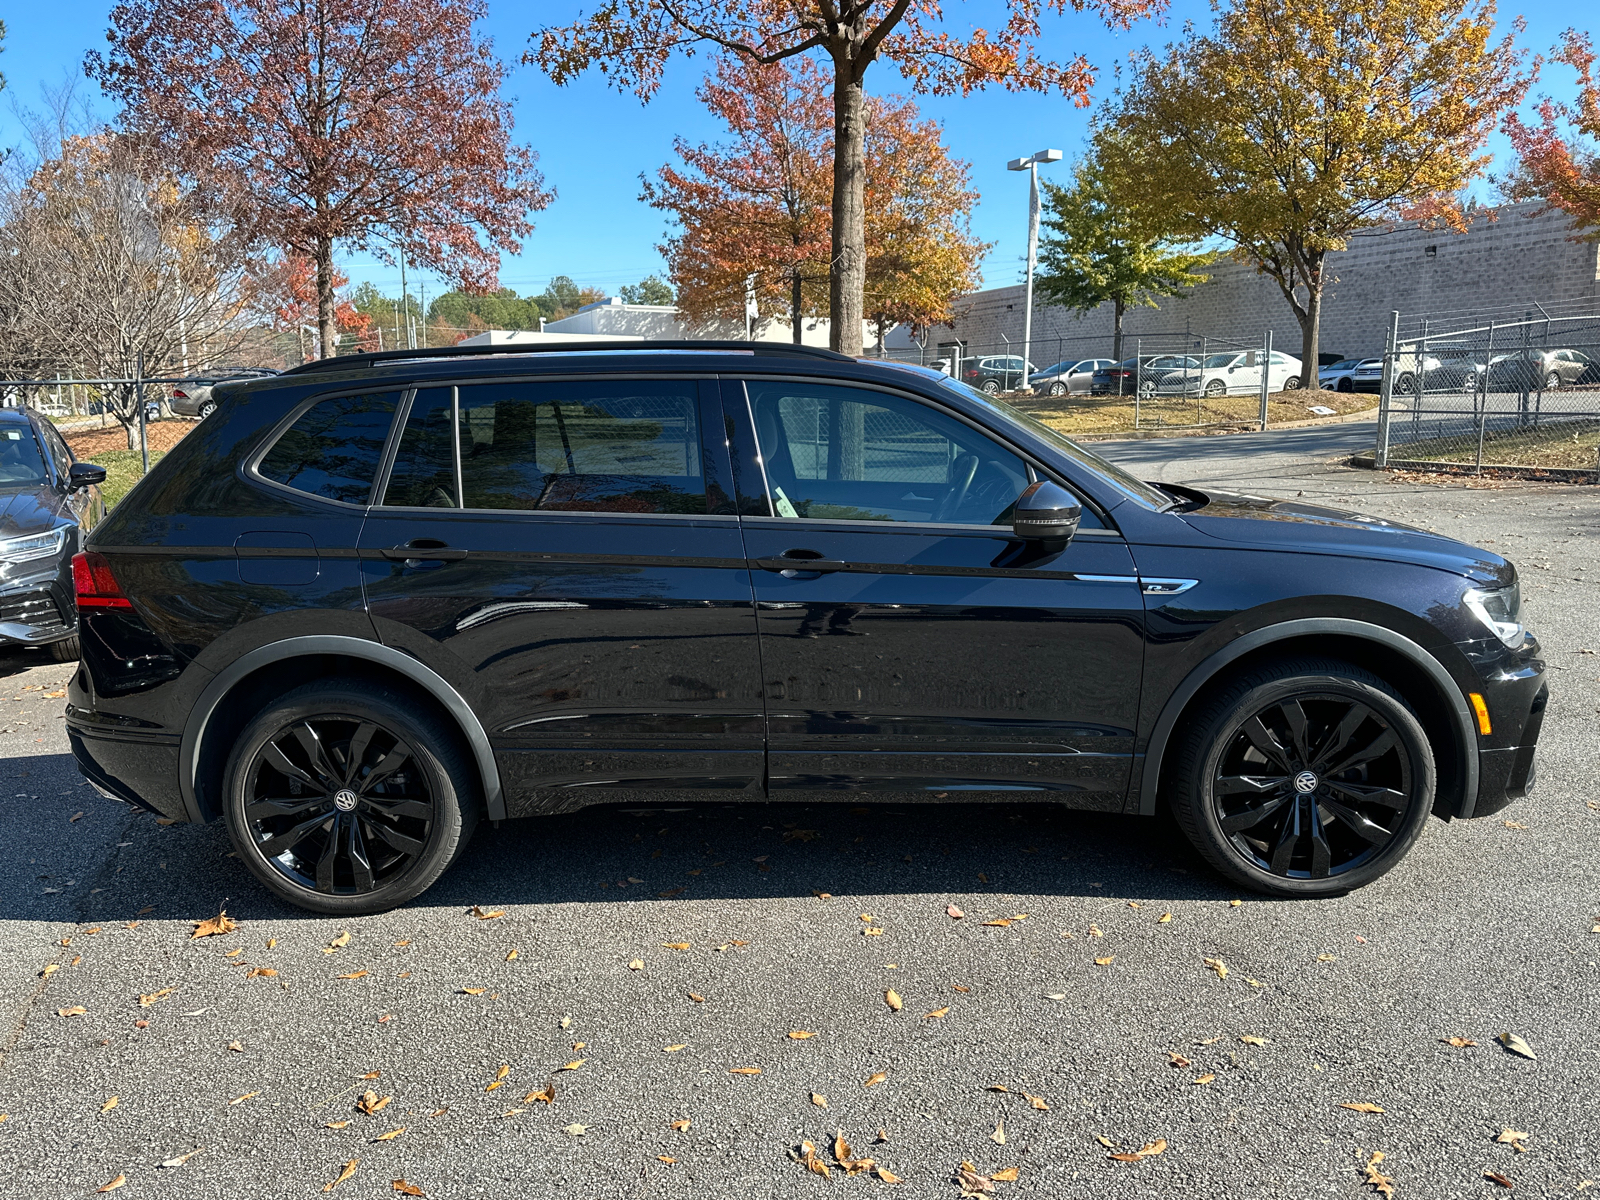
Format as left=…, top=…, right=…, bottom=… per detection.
left=278, top=339, right=852, bottom=378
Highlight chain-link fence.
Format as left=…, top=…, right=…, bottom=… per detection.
left=1374, top=307, right=1600, bottom=477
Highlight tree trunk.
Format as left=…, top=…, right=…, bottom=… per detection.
left=792, top=268, right=803, bottom=344
left=1112, top=296, right=1126, bottom=363
left=828, top=67, right=867, bottom=357
left=1298, top=255, right=1324, bottom=389
left=316, top=234, right=337, bottom=359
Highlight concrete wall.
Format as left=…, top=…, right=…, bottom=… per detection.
left=924, top=203, right=1600, bottom=364
left=541, top=299, right=865, bottom=347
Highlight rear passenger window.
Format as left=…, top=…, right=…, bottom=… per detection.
left=381, top=380, right=707, bottom=515
left=258, top=391, right=400, bottom=504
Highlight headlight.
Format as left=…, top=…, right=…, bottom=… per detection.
left=0, top=527, right=68, bottom=564
left=1463, top=581, right=1525, bottom=648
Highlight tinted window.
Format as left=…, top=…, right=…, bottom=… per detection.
left=747, top=382, right=1029, bottom=525
left=0, top=426, right=49, bottom=487
left=258, top=391, right=399, bottom=504
left=384, top=387, right=457, bottom=507
left=457, top=380, right=705, bottom=514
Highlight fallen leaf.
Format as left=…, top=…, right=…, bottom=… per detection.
left=947, top=904, right=965, bottom=919
left=1318, top=954, right=1337, bottom=962
left=885, top=990, right=902, bottom=1012
left=1362, top=1150, right=1395, bottom=1199
left=863, top=1071, right=887, bottom=1088
left=956, top=1160, right=993, bottom=1195
left=57, top=1006, right=88, bottom=1017
left=663, top=1044, right=687, bottom=1052
left=373, top=1128, right=405, bottom=1142
left=138, top=987, right=175, bottom=1007
left=729, top=1066, right=761, bottom=1075
left=458, top=988, right=486, bottom=995
left=1497, top=1128, right=1531, bottom=1148
left=1229, top=899, right=1242, bottom=907
left=811, top=1093, right=828, bottom=1108
left=559, top=1059, right=586, bottom=1071
left=336, top=970, right=369, bottom=981
left=981, top=918, right=1011, bottom=928
left=190, top=909, right=237, bottom=939
left=95, top=1176, right=126, bottom=1193
left=525, top=1083, right=555, bottom=1104
left=1137, top=1139, right=1167, bottom=1157
left=788, top=1031, right=817, bottom=1040
left=628, top=960, right=644, bottom=971
left=1158, top=912, right=1173, bottom=923
left=670, top=1118, right=691, bottom=1131
left=662, top=942, right=690, bottom=951
left=687, top=992, right=704, bottom=1003
left=1240, top=1035, right=1268, bottom=1047
left=1499, top=1032, right=1536, bottom=1059
left=876, top=1165, right=902, bottom=1183
left=485, top=1064, right=510, bottom=1091
left=1443, top=1037, right=1478, bottom=1048
left=562, top=1123, right=587, bottom=1137
left=100, top=1096, right=119, bottom=1113
left=471, top=907, right=505, bottom=920
left=1095, top=956, right=1116, bottom=966
left=355, top=1092, right=392, bottom=1115
left=391, top=1183, right=424, bottom=1197
left=1202, top=956, right=1229, bottom=980
left=392, top=941, right=409, bottom=948
left=657, top=1155, right=678, bottom=1164
left=1024, top=1092, right=1049, bottom=1111
left=327, top=931, right=351, bottom=951
left=1503, top=820, right=1529, bottom=830
left=159, top=1148, right=203, bottom=1168
left=1168, top=1052, right=1192, bottom=1069
left=323, top=1159, right=360, bottom=1192
left=863, top=926, right=884, bottom=937
left=245, top=968, right=277, bottom=979
left=326, top=1121, right=350, bottom=1129
left=977, top=872, right=989, bottom=883
left=952, top=984, right=971, bottom=993
left=229, top=1091, right=259, bottom=1106
left=991, top=1119, right=1006, bottom=1144
left=1484, top=1171, right=1514, bottom=1189
left=1193, top=1074, right=1216, bottom=1085
left=992, top=1166, right=1020, bottom=1181
left=924, top=1007, right=950, bottom=1019
left=1340, top=1102, right=1385, bottom=1114
left=798, top=1139, right=830, bottom=1179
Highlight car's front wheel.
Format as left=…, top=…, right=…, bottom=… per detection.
left=980, top=379, right=1001, bottom=395
left=1168, top=659, right=1434, bottom=897
left=222, top=680, right=478, bottom=914
left=1048, top=381, right=1067, bottom=396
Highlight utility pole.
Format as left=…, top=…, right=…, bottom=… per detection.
left=1006, top=148, right=1062, bottom=394
left=399, top=247, right=412, bottom=349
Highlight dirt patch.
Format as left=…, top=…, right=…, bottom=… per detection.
left=64, top=419, right=197, bottom=459
left=1006, top=387, right=1376, bottom=438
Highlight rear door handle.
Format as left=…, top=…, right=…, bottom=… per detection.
left=755, top=552, right=847, bottom=575
left=382, top=542, right=469, bottom=561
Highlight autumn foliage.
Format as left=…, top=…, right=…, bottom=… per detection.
left=90, top=0, right=550, bottom=358
left=255, top=255, right=375, bottom=353
left=1503, top=30, right=1600, bottom=238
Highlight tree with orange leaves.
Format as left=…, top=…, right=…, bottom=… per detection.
left=1503, top=31, right=1600, bottom=238
left=90, top=0, right=551, bottom=360
left=534, top=0, right=1162, bottom=356
left=255, top=255, right=376, bottom=355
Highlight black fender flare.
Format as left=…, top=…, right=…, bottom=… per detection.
left=1135, top=618, right=1478, bottom=817
left=179, top=634, right=506, bottom=823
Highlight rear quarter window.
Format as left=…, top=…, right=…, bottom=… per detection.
left=257, top=391, right=400, bottom=504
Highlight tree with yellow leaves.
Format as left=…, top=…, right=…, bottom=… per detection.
left=1100, top=0, right=1530, bottom=383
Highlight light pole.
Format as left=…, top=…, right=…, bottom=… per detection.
left=1006, top=148, right=1062, bottom=393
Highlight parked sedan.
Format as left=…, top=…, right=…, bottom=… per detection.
left=170, top=368, right=278, bottom=419
left=1154, top=350, right=1304, bottom=398
left=1318, top=358, right=1380, bottom=392
left=1483, top=348, right=1594, bottom=392
left=1090, top=356, right=1202, bottom=395
left=1028, top=358, right=1116, bottom=396
left=0, top=407, right=105, bottom=662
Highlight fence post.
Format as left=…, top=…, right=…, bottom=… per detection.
left=1476, top=321, right=1494, bottom=473
left=136, top=351, right=149, bottom=476
left=1134, top=337, right=1142, bottom=430
left=1376, top=311, right=1399, bottom=468
left=1258, top=329, right=1273, bottom=431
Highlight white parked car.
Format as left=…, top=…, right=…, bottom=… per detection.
left=1318, top=358, right=1380, bottom=392
left=1155, top=350, right=1303, bottom=398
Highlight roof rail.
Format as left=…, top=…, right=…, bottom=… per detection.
left=279, top=339, right=854, bottom=376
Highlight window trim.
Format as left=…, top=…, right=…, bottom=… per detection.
left=728, top=373, right=1120, bottom=535
left=244, top=385, right=410, bottom=510
left=369, top=372, right=732, bottom=520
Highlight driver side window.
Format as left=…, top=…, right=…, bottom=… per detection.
left=746, top=382, right=1031, bottom=526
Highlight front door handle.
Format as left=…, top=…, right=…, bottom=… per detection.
left=382, top=541, right=468, bottom=562
left=755, top=550, right=847, bottom=575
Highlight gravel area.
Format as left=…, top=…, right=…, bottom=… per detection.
left=1, top=442, right=1595, bottom=1199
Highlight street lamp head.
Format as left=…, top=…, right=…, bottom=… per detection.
left=1006, top=157, right=1032, bottom=172
left=1033, top=148, right=1063, bottom=164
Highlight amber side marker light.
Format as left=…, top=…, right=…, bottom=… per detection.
left=1468, top=692, right=1492, bottom=736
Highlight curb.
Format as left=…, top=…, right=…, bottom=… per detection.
left=1348, top=454, right=1599, bottom=484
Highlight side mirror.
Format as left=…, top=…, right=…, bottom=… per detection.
left=1011, top=480, right=1082, bottom=542
left=69, top=462, right=107, bottom=489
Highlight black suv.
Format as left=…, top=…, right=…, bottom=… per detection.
left=65, top=342, right=1547, bottom=914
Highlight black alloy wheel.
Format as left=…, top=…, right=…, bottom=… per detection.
left=223, top=681, right=476, bottom=914
left=1170, top=659, right=1434, bottom=896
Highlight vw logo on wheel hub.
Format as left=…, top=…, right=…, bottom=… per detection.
left=1292, top=771, right=1319, bottom=795
left=333, top=789, right=359, bottom=812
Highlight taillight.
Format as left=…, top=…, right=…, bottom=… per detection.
left=172, top=389, right=187, bottom=399
left=73, top=551, right=133, bottom=610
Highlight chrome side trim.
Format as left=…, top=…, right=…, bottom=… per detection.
left=1140, top=578, right=1199, bottom=596
left=180, top=634, right=505, bottom=823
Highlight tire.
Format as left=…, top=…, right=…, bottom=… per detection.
left=1048, top=381, right=1067, bottom=396
left=1204, top=378, right=1226, bottom=398
left=1337, top=377, right=1353, bottom=393
left=48, top=636, right=80, bottom=663
left=1396, top=374, right=1418, bottom=396
left=1167, top=658, right=1435, bottom=897
left=980, top=379, right=1001, bottom=396
left=221, top=680, right=479, bottom=915
left=198, top=401, right=217, bottom=419
left=1283, top=376, right=1302, bottom=390
left=1542, top=372, right=1560, bottom=391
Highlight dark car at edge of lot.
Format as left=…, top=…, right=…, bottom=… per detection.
left=0, top=406, right=107, bottom=663
left=960, top=354, right=1037, bottom=395
left=64, top=341, right=1548, bottom=914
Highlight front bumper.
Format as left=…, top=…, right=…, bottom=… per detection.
left=0, top=579, right=76, bottom=647
left=1462, top=636, right=1548, bottom=818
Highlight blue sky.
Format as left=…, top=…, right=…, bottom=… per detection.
left=0, top=1, right=1585, bottom=300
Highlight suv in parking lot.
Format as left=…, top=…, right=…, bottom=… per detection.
left=960, top=355, right=1036, bottom=394
left=67, top=341, right=1547, bottom=913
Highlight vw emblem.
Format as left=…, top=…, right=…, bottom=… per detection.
left=1292, top=771, right=1319, bottom=795
left=333, top=789, right=359, bottom=812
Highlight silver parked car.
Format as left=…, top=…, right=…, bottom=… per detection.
left=169, top=368, right=278, bottom=419
left=1027, top=358, right=1117, bottom=396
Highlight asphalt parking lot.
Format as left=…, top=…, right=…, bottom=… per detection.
left=1, top=441, right=1596, bottom=1199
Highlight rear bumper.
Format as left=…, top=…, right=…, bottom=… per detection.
left=66, top=718, right=188, bottom=821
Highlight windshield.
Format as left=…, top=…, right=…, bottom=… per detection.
left=935, top=376, right=1171, bottom=510
left=0, top=427, right=49, bottom=487
left=1202, top=353, right=1240, bottom=368
left=1325, top=359, right=1359, bottom=370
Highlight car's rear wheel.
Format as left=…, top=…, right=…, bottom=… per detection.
left=1168, top=659, right=1434, bottom=897
left=222, top=681, right=478, bottom=914
left=980, top=379, right=1001, bottom=395
left=47, top=635, right=80, bottom=662
left=198, top=401, right=217, bottom=419
left=1204, top=378, right=1226, bottom=398
left=1283, top=375, right=1302, bottom=390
